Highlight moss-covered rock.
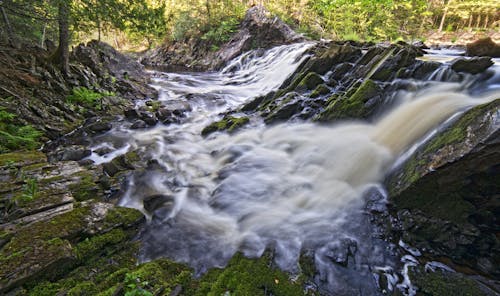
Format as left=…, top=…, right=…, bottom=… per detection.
left=0, top=203, right=144, bottom=293
left=297, top=72, right=324, bottom=91
left=201, top=115, right=250, bottom=136
left=386, top=98, right=500, bottom=275
left=192, top=253, right=310, bottom=296
left=317, top=79, right=382, bottom=121
left=409, top=266, right=487, bottom=296
left=309, top=84, right=330, bottom=98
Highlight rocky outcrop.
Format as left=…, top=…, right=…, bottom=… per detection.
left=451, top=56, right=494, bottom=74
left=385, top=99, right=500, bottom=276
left=0, top=41, right=156, bottom=140
left=141, top=6, right=305, bottom=71
left=211, top=6, right=304, bottom=69
left=71, top=40, right=156, bottom=100
left=230, top=41, right=432, bottom=125
left=466, top=37, right=500, bottom=58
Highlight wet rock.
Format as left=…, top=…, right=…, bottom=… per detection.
left=296, top=72, right=324, bottom=91
left=307, top=43, right=362, bottom=75
left=386, top=99, right=500, bottom=275
left=409, top=60, right=441, bottom=80
left=310, top=84, right=330, bottom=98
left=85, top=120, right=113, bottom=134
left=409, top=266, right=489, bottom=296
left=102, top=151, right=140, bottom=177
left=139, top=111, right=158, bottom=126
left=317, top=79, right=383, bottom=121
left=202, top=115, right=250, bottom=136
left=412, top=40, right=429, bottom=50
left=130, top=120, right=149, bottom=129
left=143, top=194, right=174, bottom=214
left=323, top=238, right=357, bottom=267
left=50, top=145, right=92, bottom=162
left=451, top=57, right=494, bottom=74
left=329, top=63, right=353, bottom=81
left=124, top=108, right=140, bottom=119
left=212, top=5, right=305, bottom=69
left=370, top=43, right=425, bottom=81
left=93, top=147, right=114, bottom=156
left=466, top=37, right=500, bottom=58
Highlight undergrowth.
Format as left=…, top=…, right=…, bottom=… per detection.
left=0, top=106, right=42, bottom=153
left=67, top=87, right=115, bottom=110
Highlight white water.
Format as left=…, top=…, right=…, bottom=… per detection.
left=85, top=43, right=500, bottom=295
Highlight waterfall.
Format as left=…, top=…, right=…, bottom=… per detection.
left=85, top=42, right=500, bottom=295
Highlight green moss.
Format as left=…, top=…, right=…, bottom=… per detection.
left=309, top=84, right=330, bottom=98
left=201, top=116, right=249, bottom=136
left=68, top=171, right=99, bottom=202
left=146, top=100, right=162, bottom=112
left=103, top=206, right=144, bottom=228
left=193, top=253, right=307, bottom=296
left=297, top=72, right=324, bottom=91
left=409, top=266, right=486, bottom=296
left=67, top=281, right=98, bottom=296
left=0, top=151, right=46, bottom=167
left=318, top=79, right=381, bottom=121
left=120, top=260, right=192, bottom=295
left=75, top=229, right=128, bottom=260
left=422, top=100, right=498, bottom=155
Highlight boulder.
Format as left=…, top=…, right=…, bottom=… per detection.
left=212, top=5, right=305, bottom=69
left=451, top=57, right=494, bottom=74
left=466, top=37, right=500, bottom=58
left=71, top=40, right=157, bottom=100
left=386, top=98, right=500, bottom=275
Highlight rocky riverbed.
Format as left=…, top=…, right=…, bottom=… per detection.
left=1, top=6, right=499, bottom=296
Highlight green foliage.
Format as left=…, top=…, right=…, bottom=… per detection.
left=124, top=273, right=153, bottom=296
left=0, top=107, right=42, bottom=153
left=67, top=87, right=113, bottom=110
left=123, top=1, right=167, bottom=48
left=21, top=177, right=39, bottom=202
left=202, top=18, right=240, bottom=47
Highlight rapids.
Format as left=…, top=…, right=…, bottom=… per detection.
left=86, top=43, right=499, bottom=295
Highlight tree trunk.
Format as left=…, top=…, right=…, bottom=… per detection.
left=54, top=0, right=70, bottom=75
left=438, top=0, right=451, bottom=32
left=1, top=5, right=15, bottom=47
left=206, top=0, right=211, bottom=24
left=40, top=24, right=46, bottom=49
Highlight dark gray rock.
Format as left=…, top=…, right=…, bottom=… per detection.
left=386, top=99, right=500, bottom=276
left=139, top=112, right=158, bottom=126
left=124, top=109, right=140, bottom=119
left=130, top=120, right=148, bottom=129
left=451, top=57, right=494, bottom=74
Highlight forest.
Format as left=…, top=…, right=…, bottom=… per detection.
left=1, top=0, right=499, bottom=51
left=0, top=0, right=499, bottom=295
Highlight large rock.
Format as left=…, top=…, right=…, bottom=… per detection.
left=71, top=40, right=157, bottom=100
left=141, top=6, right=305, bottom=71
left=386, top=98, right=500, bottom=276
left=212, top=6, right=305, bottom=69
left=466, top=37, right=500, bottom=58
left=451, top=57, right=494, bottom=74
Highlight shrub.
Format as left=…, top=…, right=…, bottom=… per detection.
left=0, top=107, right=42, bottom=153
left=67, top=87, right=114, bottom=110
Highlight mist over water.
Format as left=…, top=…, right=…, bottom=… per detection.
left=99, top=43, right=500, bottom=294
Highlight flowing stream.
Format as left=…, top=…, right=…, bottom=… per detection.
left=86, top=43, right=499, bottom=295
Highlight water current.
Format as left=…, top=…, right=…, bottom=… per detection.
left=86, top=43, right=500, bottom=295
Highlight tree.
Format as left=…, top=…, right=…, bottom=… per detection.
left=53, top=0, right=69, bottom=75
